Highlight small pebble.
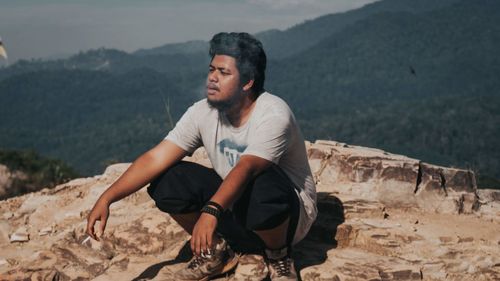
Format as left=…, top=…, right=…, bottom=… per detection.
left=39, top=226, right=52, bottom=236
left=10, top=232, right=29, bottom=243
left=2, top=212, right=14, bottom=220
left=10, top=227, right=29, bottom=243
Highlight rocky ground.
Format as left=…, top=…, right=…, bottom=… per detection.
left=0, top=140, right=499, bottom=280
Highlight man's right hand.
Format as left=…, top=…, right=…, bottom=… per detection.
left=84, top=140, right=188, bottom=241
left=86, top=199, right=110, bottom=241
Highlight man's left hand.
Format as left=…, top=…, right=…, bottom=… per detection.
left=191, top=212, right=218, bottom=256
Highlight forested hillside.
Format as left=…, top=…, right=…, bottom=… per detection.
left=0, top=69, right=195, bottom=173
left=0, top=149, right=78, bottom=199
left=266, top=0, right=500, bottom=186
left=0, top=0, right=498, bottom=188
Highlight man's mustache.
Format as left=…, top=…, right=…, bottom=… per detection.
left=207, top=83, right=219, bottom=91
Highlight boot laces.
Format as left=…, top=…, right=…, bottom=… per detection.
left=270, top=257, right=291, bottom=276
left=187, top=252, right=213, bottom=269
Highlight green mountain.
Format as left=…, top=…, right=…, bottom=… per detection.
left=98, top=0, right=463, bottom=60
left=257, top=0, right=461, bottom=59
left=0, top=148, right=78, bottom=199
left=267, top=0, right=500, bottom=183
left=134, top=40, right=208, bottom=56
left=0, top=68, right=198, bottom=174
left=0, top=0, right=499, bottom=188
left=0, top=48, right=208, bottom=81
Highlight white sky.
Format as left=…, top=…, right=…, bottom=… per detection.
left=0, top=0, right=379, bottom=63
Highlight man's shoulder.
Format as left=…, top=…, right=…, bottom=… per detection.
left=190, top=98, right=211, bottom=109
left=187, top=99, right=217, bottom=115
left=256, top=92, right=293, bottom=118
left=258, top=92, right=288, bottom=106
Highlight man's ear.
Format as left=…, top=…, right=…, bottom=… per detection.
left=242, top=79, right=254, bottom=92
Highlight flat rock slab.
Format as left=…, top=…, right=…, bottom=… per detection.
left=1, top=141, right=499, bottom=280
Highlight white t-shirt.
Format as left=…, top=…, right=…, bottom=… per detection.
left=165, top=92, right=317, bottom=244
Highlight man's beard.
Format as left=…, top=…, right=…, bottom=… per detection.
left=206, top=92, right=241, bottom=112
left=207, top=98, right=233, bottom=112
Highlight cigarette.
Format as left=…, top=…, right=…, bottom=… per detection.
left=81, top=236, right=91, bottom=244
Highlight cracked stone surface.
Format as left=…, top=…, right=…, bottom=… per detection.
left=0, top=140, right=499, bottom=280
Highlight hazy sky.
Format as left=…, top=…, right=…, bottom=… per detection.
left=0, top=0, right=379, bottom=63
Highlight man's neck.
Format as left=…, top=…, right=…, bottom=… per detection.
left=224, top=92, right=258, bottom=128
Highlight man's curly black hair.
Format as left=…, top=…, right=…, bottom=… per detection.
left=209, top=32, right=267, bottom=96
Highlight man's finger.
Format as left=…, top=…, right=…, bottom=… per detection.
left=207, top=232, right=213, bottom=251
left=86, top=216, right=97, bottom=240
left=195, top=233, right=201, bottom=256
left=98, top=215, right=107, bottom=238
left=200, top=232, right=207, bottom=255
left=190, top=228, right=197, bottom=254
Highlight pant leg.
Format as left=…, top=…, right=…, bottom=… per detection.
left=147, top=161, right=221, bottom=214
left=146, top=161, right=265, bottom=252
left=233, top=164, right=300, bottom=246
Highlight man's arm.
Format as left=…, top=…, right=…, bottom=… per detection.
left=86, top=139, right=188, bottom=240
left=191, top=154, right=272, bottom=255
left=211, top=155, right=272, bottom=209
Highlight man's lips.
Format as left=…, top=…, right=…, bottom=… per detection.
left=207, top=83, right=219, bottom=94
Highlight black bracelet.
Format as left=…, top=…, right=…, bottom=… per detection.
left=206, top=201, right=224, bottom=213
left=201, top=205, right=221, bottom=220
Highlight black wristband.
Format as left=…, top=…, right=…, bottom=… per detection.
left=201, top=205, right=221, bottom=220
left=206, top=201, right=224, bottom=213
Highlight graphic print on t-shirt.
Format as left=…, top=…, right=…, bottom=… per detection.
left=217, top=139, right=247, bottom=167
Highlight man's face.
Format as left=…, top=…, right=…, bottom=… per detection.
left=206, top=55, right=243, bottom=111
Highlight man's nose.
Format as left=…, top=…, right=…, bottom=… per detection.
left=208, top=71, right=218, bottom=82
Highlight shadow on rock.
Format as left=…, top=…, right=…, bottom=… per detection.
left=293, top=193, right=345, bottom=271
left=132, top=241, right=192, bottom=281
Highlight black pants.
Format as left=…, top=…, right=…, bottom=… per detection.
left=147, top=161, right=300, bottom=253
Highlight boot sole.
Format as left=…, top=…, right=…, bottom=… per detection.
left=201, top=251, right=240, bottom=281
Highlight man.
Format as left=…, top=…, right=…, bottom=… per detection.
left=86, top=32, right=317, bottom=281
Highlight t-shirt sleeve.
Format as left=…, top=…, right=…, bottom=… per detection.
left=242, top=116, right=292, bottom=164
left=164, top=104, right=202, bottom=154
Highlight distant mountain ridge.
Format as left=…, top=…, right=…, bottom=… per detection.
left=267, top=0, right=500, bottom=183
left=0, top=0, right=462, bottom=81
left=0, top=0, right=499, bottom=188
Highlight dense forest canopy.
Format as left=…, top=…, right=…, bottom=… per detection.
left=0, top=0, right=499, bottom=189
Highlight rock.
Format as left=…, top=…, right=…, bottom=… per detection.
left=0, top=164, right=28, bottom=199
left=458, top=236, right=474, bottom=243
left=9, top=227, right=29, bottom=243
left=2, top=212, right=13, bottom=220
left=0, top=220, right=12, bottom=245
left=110, top=214, right=181, bottom=255
left=38, top=226, right=52, bottom=236
left=17, top=194, right=56, bottom=215
left=231, top=254, right=268, bottom=281
left=101, top=163, right=130, bottom=182
left=477, top=189, right=500, bottom=203
left=0, top=140, right=499, bottom=280
left=312, top=141, right=419, bottom=208
left=309, top=140, right=479, bottom=214
left=415, top=163, right=477, bottom=213
left=439, top=236, right=454, bottom=244
left=378, top=265, right=422, bottom=280
left=421, top=262, right=447, bottom=280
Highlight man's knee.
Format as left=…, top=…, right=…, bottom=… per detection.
left=242, top=166, right=297, bottom=231
left=147, top=161, right=220, bottom=214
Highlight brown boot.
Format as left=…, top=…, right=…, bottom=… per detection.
left=174, top=237, right=239, bottom=281
left=265, top=247, right=297, bottom=281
